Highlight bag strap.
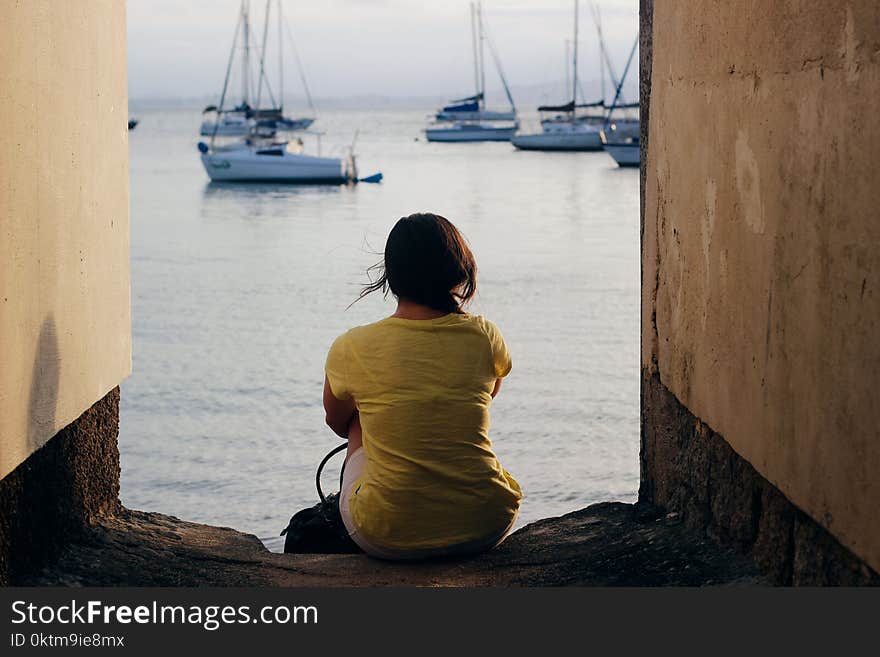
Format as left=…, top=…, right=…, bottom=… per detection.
left=315, top=441, right=348, bottom=504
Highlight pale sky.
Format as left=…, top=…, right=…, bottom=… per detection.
left=127, top=0, right=639, bottom=104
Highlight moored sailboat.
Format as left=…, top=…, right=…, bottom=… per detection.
left=425, top=2, right=518, bottom=143
left=512, top=0, right=604, bottom=152
left=199, top=0, right=316, bottom=138
left=424, top=122, right=517, bottom=142
left=600, top=34, right=640, bottom=168
left=198, top=0, right=378, bottom=184
left=198, top=138, right=356, bottom=183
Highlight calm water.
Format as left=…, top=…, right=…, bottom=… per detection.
left=122, top=106, right=640, bottom=551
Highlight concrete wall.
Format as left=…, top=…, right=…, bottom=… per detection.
left=642, top=1, right=880, bottom=576
left=0, top=0, right=131, bottom=481
left=0, top=1, right=129, bottom=584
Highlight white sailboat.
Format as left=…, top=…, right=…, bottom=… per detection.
left=601, top=120, right=639, bottom=167
left=425, top=2, right=518, bottom=143
left=512, top=1, right=604, bottom=152
left=200, top=107, right=314, bottom=138
left=200, top=0, right=316, bottom=138
left=424, top=122, right=517, bottom=142
left=511, top=118, right=602, bottom=151
left=600, top=34, right=640, bottom=168
left=198, top=0, right=372, bottom=184
left=198, top=138, right=356, bottom=183
left=435, top=101, right=515, bottom=122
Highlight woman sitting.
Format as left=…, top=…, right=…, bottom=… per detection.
left=323, top=212, right=522, bottom=560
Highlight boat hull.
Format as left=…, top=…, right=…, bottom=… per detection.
left=603, top=142, right=640, bottom=167
left=435, top=109, right=516, bottom=121
left=200, top=117, right=314, bottom=137
left=200, top=119, right=249, bottom=137
left=425, top=125, right=516, bottom=142
left=511, top=131, right=603, bottom=151
left=200, top=150, right=351, bottom=183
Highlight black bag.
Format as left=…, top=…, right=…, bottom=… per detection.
left=280, top=441, right=362, bottom=554
left=280, top=492, right=361, bottom=554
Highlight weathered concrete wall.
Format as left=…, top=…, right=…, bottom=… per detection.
left=0, top=0, right=131, bottom=480
left=0, top=1, right=129, bottom=584
left=642, top=1, right=880, bottom=576
left=0, top=389, right=120, bottom=585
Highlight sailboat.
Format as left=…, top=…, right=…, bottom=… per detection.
left=198, top=0, right=368, bottom=183
left=199, top=0, right=315, bottom=138
left=511, top=0, right=604, bottom=152
left=198, top=139, right=357, bottom=183
left=435, top=94, right=515, bottom=122
left=425, top=2, right=518, bottom=143
left=600, top=34, right=640, bottom=167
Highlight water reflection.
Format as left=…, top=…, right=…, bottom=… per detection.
left=201, top=181, right=349, bottom=221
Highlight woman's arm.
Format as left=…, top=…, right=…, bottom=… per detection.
left=323, top=375, right=357, bottom=439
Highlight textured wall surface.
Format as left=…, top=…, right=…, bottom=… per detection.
left=0, top=388, right=120, bottom=586
left=641, top=374, right=878, bottom=584
left=643, top=1, right=880, bottom=573
left=0, top=0, right=131, bottom=480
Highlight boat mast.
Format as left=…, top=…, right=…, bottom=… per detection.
left=604, top=34, right=638, bottom=128
left=483, top=22, right=517, bottom=113
left=255, top=0, right=271, bottom=111
left=592, top=3, right=626, bottom=105
left=212, top=9, right=243, bottom=145
left=242, top=0, right=250, bottom=107
left=595, top=3, right=605, bottom=103
left=565, top=39, right=571, bottom=101
left=246, top=14, right=278, bottom=109
left=283, top=17, right=317, bottom=117
left=572, top=0, right=579, bottom=116
left=278, top=0, right=283, bottom=110
left=470, top=3, right=480, bottom=102
left=478, top=2, right=486, bottom=110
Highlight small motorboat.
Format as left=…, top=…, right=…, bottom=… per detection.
left=128, top=118, right=138, bottom=130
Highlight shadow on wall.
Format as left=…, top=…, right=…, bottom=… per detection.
left=2, top=312, right=121, bottom=584
left=27, top=314, right=60, bottom=453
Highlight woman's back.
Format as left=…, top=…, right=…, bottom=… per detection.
left=326, top=312, right=521, bottom=552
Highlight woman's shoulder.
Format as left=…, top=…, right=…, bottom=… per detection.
left=334, top=317, right=397, bottom=343
left=462, top=313, right=504, bottom=338
left=332, top=314, right=505, bottom=344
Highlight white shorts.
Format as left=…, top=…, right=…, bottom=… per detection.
left=339, top=447, right=517, bottom=560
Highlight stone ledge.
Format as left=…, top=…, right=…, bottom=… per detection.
left=25, top=502, right=765, bottom=586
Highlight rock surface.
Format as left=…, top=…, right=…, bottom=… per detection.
left=28, top=502, right=765, bottom=586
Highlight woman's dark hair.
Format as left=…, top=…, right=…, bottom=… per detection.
left=358, top=213, right=477, bottom=313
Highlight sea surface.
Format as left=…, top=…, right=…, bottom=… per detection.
left=123, top=105, right=640, bottom=551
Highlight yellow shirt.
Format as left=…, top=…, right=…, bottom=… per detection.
left=325, top=313, right=522, bottom=551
